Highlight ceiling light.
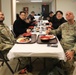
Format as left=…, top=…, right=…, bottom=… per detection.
left=31, top=0, right=42, bottom=2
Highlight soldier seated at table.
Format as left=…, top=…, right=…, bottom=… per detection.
left=46, top=11, right=76, bottom=75
left=0, top=11, right=15, bottom=52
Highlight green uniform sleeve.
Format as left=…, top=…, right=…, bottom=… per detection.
left=0, top=36, right=14, bottom=51
left=51, top=24, right=62, bottom=36
left=71, top=44, right=76, bottom=54
left=0, top=24, right=15, bottom=51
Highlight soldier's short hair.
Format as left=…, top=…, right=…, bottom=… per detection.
left=31, top=11, right=35, bottom=14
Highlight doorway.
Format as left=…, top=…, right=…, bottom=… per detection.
left=42, top=5, right=49, bottom=19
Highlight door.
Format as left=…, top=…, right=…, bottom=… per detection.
left=42, top=5, right=49, bottom=19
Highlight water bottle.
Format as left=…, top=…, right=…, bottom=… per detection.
left=43, top=23, right=46, bottom=31
left=39, top=26, right=42, bottom=35
left=38, top=22, right=40, bottom=26
left=34, top=26, right=36, bottom=32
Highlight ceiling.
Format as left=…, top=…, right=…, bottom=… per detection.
left=16, top=0, right=53, bottom=3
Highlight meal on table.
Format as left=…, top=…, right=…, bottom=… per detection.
left=36, top=27, right=40, bottom=32
left=40, top=35, right=55, bottom=40
left=17, top=37, right=31, bottom=43
left=46, top=35, right=55, bottom=39
left=22, top=32, right=32, bottom=38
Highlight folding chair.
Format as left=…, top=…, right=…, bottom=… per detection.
left=0, top=50, right=26, bottom=74
left=0, top=57, right=4, bottom=67
left=0, top=51, right=14, bottom=74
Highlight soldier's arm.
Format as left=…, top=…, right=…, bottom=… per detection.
left=71, top=44, right=76, bottom=54
left=49, top=24, right=62, bottom=35
left=0, top=34, right=13, bottom=51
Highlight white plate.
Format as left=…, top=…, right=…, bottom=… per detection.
left=17, top=38, right=31, bottom=43
left=46, top=35, right=55, bottom=39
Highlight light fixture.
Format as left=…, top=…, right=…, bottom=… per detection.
left=31, top=0, right=42, bottom=2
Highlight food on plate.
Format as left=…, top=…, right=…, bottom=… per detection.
left=17, top=37, right=31, bottom=43
left=46, top=25, right=53, bottom=30
left=40, top=35, right=50, bottom=42
left=36, top=27, right=40, bottom=32
left=46, top=35, right=55, bottom=39
left=22, top=32, right=31, bottom=38
left=28, top=26, right=34, bottom=29
left=46, top=26, right=52, bottom=29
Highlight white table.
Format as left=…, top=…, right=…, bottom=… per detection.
left=7, top=38, right=66, bottom=61
left=7, top=33, right=66, bottom=74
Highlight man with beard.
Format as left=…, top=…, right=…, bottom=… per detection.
left=0, top=11, right=15, bottom=51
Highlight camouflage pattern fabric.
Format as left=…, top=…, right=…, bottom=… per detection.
left=0, top=23, right=15, bottom=51
left=51, top=21, right=76, bottom=75
left=51, top=21, right=76, bottom=52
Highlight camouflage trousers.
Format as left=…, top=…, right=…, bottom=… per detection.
left=49, top=58, right=75, bottom=75
left=60, top=59, right=75, bottom=75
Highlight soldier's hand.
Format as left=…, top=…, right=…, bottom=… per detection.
left=49, top=22, right=53, bottom=26
left=26, top=29, right=31, bottom=33
left=46, top=28, right=51, bottom=34
left=25, top=19, right=30, bottom=23
left=65, top=50, right=75, bottom=60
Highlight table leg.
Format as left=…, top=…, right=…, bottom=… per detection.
left=43, top=58, right=46, bottom=69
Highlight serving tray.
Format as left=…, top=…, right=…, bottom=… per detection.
left=37, top=35, right=58, bottom=44
left=16, top=34, right=37, bottom=44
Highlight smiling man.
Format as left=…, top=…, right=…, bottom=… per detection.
left=13, top=11, right=31, bottom=38
left=0, top=11, right=15, bottom=51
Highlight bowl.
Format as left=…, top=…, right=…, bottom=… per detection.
left=46, top=22, right=49, bottom=25
left=40, top=35, right=50, bottom=42
left=28, top=26, right=34, bottom=29
left=22, top=33, right=31, bottom=38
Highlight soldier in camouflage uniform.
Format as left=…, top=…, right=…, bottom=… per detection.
left=46, top=11, right=76, bottom=75
left=0, top=11, right=15, bottom=52
left=0, top=12, right=30, bottom=70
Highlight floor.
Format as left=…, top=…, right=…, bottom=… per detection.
left=0, top=58, right=44, bottom=75
left=0, top=58, right=76, bottom=75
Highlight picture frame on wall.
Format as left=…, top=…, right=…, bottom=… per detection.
left=23, top=7, right=29, bottom=13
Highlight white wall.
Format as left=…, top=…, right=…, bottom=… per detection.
left=16, top=3, right=53, bottom=15
left=1, top=0, right=11, bottom=26
left=49, top=3, right=52, bottom=12
left=16, top=3, right=42, bottom=15
left=51, top=0, right=56, bottom=13
left=56, top=0, right=76, bottom=19
left=12, top=0, right=16, bottom=22
left=1, top=0, right=76, bottom=26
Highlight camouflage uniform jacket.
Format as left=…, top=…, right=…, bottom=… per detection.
left=0, top=23, right=15, bottom=51
left=51, top=21, right=76, bottom=52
